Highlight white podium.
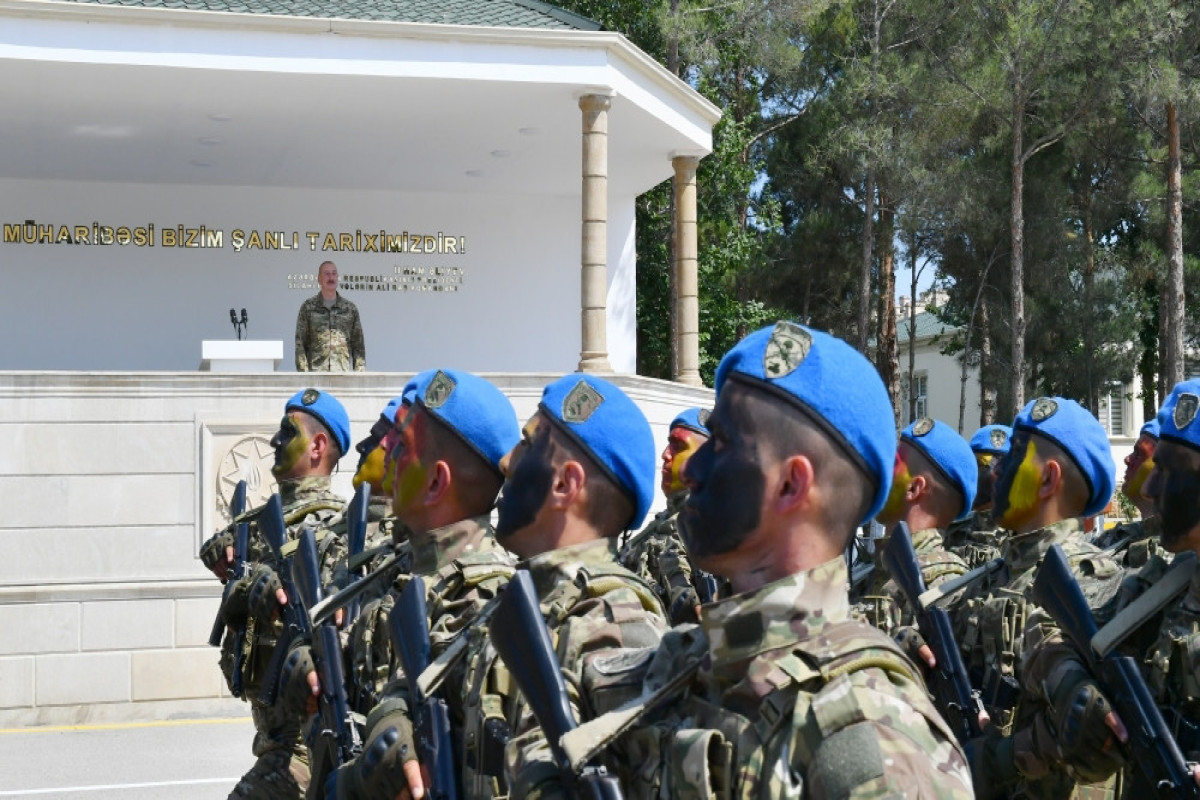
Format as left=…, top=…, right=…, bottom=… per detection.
left=200, top=340, right=284, bottom=372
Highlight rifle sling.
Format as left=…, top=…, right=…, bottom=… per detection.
left=1091, top=551, right=1197, bottom=658
left=415, top=597, right=501, bottom=699
left=919, top=557, right=1005, bottom=609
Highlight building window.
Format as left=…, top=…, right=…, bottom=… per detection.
left=904, top=372, right=928, bottom=423
left=1100, top=383, right=1124, bottom=436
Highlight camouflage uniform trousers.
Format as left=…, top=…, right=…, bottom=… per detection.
left=294, top=292, right=365, bottom=371
left=956, top=518, right=1127, bottom=799
left=513, top=555, right=973, bottom=799
left=477, top=537, right=668, bottom=800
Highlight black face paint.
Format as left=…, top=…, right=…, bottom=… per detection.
left=1149, top=443, right=1200, bottom=549
left=974, top=457, right=995, bottom=509
left=354, top=415, right=393, bottom=470
left=495, top=426, right=556, bottom=540
left=678, top=390, right=764, bottom=561
left=269, top=415, right=302, bottom=474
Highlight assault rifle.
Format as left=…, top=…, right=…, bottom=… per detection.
left=293, top=527, right=363, bottom=786
left=258, top=494, right=313, bottom=707
left=209, top=480, right=251, bottom=698
left=489, top=570, right=624, bottom=799
left=1032, top=544, right=1198, bottom=796
left=884, top=521, right=987, bottom=744
left=343, top=484, right=371, bottom=624
left=389, top=576, right=459, bottom=800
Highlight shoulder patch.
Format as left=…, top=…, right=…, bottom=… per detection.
left=1175, top=393, right=1199, bottom=430
left=301, top=388, right=320, bottom=406
left=1031, top=397, right=1058, bottom=422
left=424, top=370, right=456, bottom=409
left=589, top=646, right=655, bottom=677
left=763, top=321, right=812, bottom=378
left=912, top=417, right=935, bottom=436
left=562, top=380, right=604, bottom=423
left=809, top=721, right=886, bottom=797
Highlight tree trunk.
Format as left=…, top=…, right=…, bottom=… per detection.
left=876, top=194, right=900, bottom=425
left=908, top=239, right=919, bottom=423
left=1083, top=191, right=1096, bottom=414
left=980, top=301, right=995, bottom=425
left=1009, top=88, right=1027, bottom=418
left=858, top=169, right=877, bottom=353
left=1163, top=100, right=1186, bottom=390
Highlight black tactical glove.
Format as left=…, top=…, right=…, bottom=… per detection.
left=1045, top=665, right=1125, bottom=782
left=246, top=564, right=283, bottom=623
left=334, top=711, right=417, bottom=800
left=279, top=642, right=318, bottom=717
left=199, top=530, right=234, bottom=578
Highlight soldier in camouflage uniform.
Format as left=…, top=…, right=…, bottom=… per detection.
left=853, top=417, right=974, bottom=635
left=507, top=322, right=974, bottom=798
left=325, top=368, right=521, bottom=799
left=1061, top=380, right=1200, bottom=796
left=1091, top=418, right=1162, bottom=568
left=620, top=406, right=726, bottom=624
left=456, top=373, right=667, bottom=799
left=956, top=397, right=1128, bottom=799
left=295, top=260, right=366, bottom=371
left=200, top=388, right=351, bottom=799
left=945, top=424, right=1012, bottom=568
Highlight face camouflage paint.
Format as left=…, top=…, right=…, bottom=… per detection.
left=679, top=386, right=765, bottom=562
left=974, top=452, right=995, bottom=508
left=876, top=449, right=914, bottom=525
left=1146, top=441, right=1200, bottom=551
left=270, top=413, right=309, bottom=478
left=661, top=426, right=707, bottom=496
left=495, top=415, right=556, bottom=541
left=1122, top=434, right=1157, bottom=501
left=993, top=434, right=1043, bottom=530
left=388, top=409, right=429, bottom=522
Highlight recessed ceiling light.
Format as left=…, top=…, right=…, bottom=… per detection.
left=518, top=127, right=540, bottom=136
left=491, top=150, right=510, bottom=158
left=465, top=170, right=484, bottom=178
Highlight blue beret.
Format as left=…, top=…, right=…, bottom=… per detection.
left=903, top=419, right=978, bottom=520
left=969, top=424, right=1012, bottom=456
left=402, top=370, right=435, bottom=407
left=286, top=388, right=350, bottom=457
left=1014, top=397, right=1115, bottom=517
left=1158, top=378, right=1200, bottom=452
left=669, top=407, right=711, bottom=438
left=714, top=321, right=896, bottom=525
left=539, top=375, right=657, bottom=531
left=380, top=395, right=405, bottom=424
left=412, top=369, right=520, bottom=477
left=1140, top=416, right=1161, bottom=441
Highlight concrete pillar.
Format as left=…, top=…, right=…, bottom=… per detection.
left=578, top=93, right=613, bottom=373
left=672, top=155, right=703, bottom=386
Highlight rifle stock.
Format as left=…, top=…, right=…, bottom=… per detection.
left=1032, top=544, right=1197, bottom=796
left=883, top=521, right=986, bottom=743
left=489, top=570, right=624, bottom=799
left=389, top=576, right=459, bottom=800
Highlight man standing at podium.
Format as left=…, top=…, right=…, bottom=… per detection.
left=295, top=260, right=366, bottom=371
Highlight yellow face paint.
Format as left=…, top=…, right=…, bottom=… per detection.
left=876, top=453, right=914, bottom=525
left=353, top=445, right=387, bottom=491
left=271, top=414, right=310, bottom=478
left=661, top=427, right=707, bottom=496
left=997, top=438, right=1043, bottom=529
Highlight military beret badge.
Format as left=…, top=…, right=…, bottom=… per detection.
left=990, top=428, right=1008, bottom=449
left=912, top=417, right=935, bottom=437
left=562, top=380, right=603, bottom=423
left=424, top=370, right=456, bottom=409
left=301, top=388, right=320, bottom=406
left=1174, top=393, right=1199, bottom=430
left=1031, top=397, right=1058, bottom=422
left=697, top=408, right=711, bottom=428
left=763, top=321, right=812, bottom=379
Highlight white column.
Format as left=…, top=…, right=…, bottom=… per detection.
left=672, top=155, right=702, bottom=386
left=578, top=93, right=613, bottom=373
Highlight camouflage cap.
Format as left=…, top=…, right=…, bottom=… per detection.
left=1157, top=378, right=1200, bottom=453
left=412, top=368, right=520, bottom=478
left=539, top=374, right=657, bottom=531
left=714, top=321, right=896, bottom=525
left=669, top=407, right=711, bottom=438
left=285, top=388, right=350, bottom=457
left=1014, top=396, right=1115, bottom=517
left=969, top=423, right=1012, bottom=456
left=903, top=418, right=978, bottom=520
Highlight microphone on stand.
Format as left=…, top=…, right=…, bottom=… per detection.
left=229, top=308, right=240, bottom=339
left=239, top=309, right=248, bottom=339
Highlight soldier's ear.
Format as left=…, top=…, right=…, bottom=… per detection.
left=1041, top=458, right=1062, bottom=499
left=550, top=459, right=586, bottom=511
left=425, top=460, right=453, bottom=506
left=774, top=453, right=814, bottom=515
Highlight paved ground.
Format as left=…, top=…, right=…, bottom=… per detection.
left=0, top=716, right=256, bottom=798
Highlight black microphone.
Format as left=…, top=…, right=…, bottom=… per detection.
left=240, top=309, right=248, bottom=327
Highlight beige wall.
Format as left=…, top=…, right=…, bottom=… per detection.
left=0, top=371, right=712, bottom=726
